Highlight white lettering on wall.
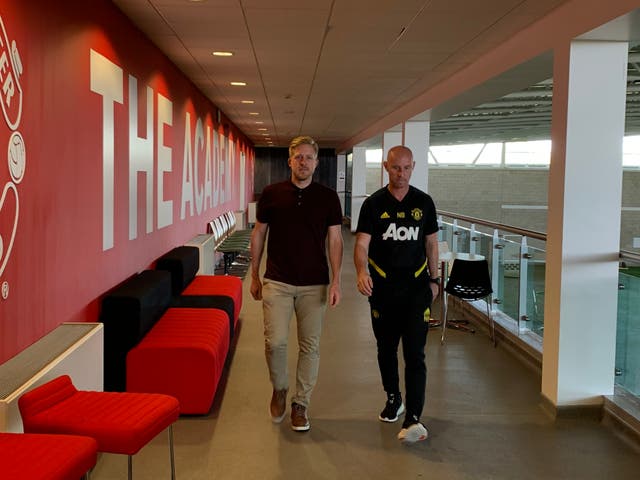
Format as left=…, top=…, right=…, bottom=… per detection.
left=0, top=16, right=23, bottom=131
left=90, top=49, right=237, bottom=249
left=221, top=134, right=228, bottom=204
left=0, top=50, right=13, bottom=105
left=128, top=75, right=154, bottom=240
left=157, top=93, right=173, bottom=230
left=212, top=128, right=220, bottom=207
left=0, top=15, right=25, bottom=299
left=180, top=112, right=195, bottom=220
left=194, top=117, right=205, bottom=215
left=203, top=125, right=213, bottom=210
left=89, top=49, right=123, bottom=251
left=182, top=118, right=235, bottom=217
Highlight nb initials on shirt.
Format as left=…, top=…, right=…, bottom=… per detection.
left=382, top=223, right=419, bottom=241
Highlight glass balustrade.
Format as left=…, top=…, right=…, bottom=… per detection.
left=438, top=211, right=640, bottom=403
left=438, top=215, right=544, bottom=339
left=499, top=236, right=523, bottom=326
left=525, top=246, right=546, bottom=336
left=616, top=256, right=640, bottom=396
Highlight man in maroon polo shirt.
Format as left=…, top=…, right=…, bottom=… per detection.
left=250, top=135, right=343, bottom=432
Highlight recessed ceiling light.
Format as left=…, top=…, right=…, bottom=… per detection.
left=230, top=81, right=246, bottom=86
left=261, top=133, right=269, bottom=136
left=255, top=121, right=264, bottom=124
left=241, top=100, right=254, bottom=104
left=249, top=112, right=259, bottom=116
left=212, top=51, right=233, bottom=56
left=258, top=128, right=267, bottom=131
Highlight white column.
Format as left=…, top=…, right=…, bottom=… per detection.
left=542, top=40, right=627, bottom=408
left=350, top=146, right=367, bottom=233
left=336, top=153, right=346, bottom=215
left=404, top=119, right=430, bottom=192
left=382, top=129, right=402, bottom=186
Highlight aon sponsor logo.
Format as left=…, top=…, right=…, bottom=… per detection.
left=382, top=223, right=419, bottom=241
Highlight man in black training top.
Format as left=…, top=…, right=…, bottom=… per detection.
left=354, top=145, right=439, bottom=444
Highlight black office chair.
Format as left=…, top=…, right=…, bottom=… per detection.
left=441, top=258, right=495, bottom=346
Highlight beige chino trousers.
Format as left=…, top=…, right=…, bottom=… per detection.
left=262, top=279, right=328, bottom=408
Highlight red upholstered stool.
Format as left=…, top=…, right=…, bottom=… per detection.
left=0, top=432, right=98, bottom=480
left=18, top=375, right=180, bottom=480
left=127, top=307, right=230, bottom=414
left=182, top=275, right=243, bottom=328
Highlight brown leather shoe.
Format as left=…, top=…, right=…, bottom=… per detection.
left=291, top=402, right=310, bottom=431
left=270, top=389, right=287, bottom=423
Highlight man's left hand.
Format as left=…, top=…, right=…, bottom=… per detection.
left=328, top=283, right=341, bottom=307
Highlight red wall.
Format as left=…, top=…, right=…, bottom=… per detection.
left=0, top=1, right=254, bottom=363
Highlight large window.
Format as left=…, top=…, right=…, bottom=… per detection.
left=504, top=140, right=551, bottom=166
left=430, top=143, right=489, bottom=165
left=623, top=135, right=640, bottom=167
left=428, top=136, right=640, bottom=168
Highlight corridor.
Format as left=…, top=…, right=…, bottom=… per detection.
left=93, top=229, right=640, bottom=479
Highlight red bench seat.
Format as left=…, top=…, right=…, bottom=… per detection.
left=156, top=246, right=243, bottom=338
left=0, top=432, right=97, bottom=480
left=127, top=307, right=230, bottom=414
left=182, top=274, right=243, bottom=330
left=18, top=375, right=180, bottom=478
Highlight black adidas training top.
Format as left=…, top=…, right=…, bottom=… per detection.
left=356, top=185, right=438, bottom=279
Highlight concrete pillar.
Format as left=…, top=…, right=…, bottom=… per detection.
left=542, top=40, right=627, bottom=411
left=350, top=146, right=367, bottom=233
left=404, top=119, right=430, bottom=192
left=336, top=153, right=346, bottom=215
left=382, top=129, right=402, bottom=186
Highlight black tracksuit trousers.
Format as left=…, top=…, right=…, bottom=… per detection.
left=369, top=272, right=432, bottom=426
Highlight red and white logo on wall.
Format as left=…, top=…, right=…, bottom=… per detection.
left=0, top=14, right=25, bottom=300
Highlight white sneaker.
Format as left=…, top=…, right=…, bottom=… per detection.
left=397, top=423, right=428, bottom=443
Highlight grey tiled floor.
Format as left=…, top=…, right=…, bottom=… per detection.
left=92, top=230, right=640, bottom=479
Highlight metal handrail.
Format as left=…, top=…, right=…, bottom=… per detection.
left=438, top=210, right=547, bottom=241
left=441, top=210, right=640, bottom=265
left=620, top=249, right=640, bottom=263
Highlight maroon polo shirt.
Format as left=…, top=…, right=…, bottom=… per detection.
left=257, top=180, right=342, bottom=286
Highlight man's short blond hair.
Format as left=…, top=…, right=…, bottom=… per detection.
left=289, top=136, right=318, bottom=158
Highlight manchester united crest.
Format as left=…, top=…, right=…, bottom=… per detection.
left=411, top=208, right=423, bottom=221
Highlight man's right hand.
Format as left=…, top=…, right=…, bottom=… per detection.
left=356, top=272, right=373, bottom=297
left=250, top=277, right=262, bottom=301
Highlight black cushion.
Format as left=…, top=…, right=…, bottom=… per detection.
left=155, top=246, right=199, bottom=295
left=100, top=270, right=172, bottom=391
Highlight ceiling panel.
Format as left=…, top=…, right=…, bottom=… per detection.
left=112, top=0, right=640, bottom=149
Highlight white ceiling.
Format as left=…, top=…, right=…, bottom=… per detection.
left=111, top=0, right=640, bottom=150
